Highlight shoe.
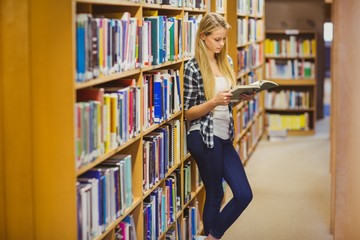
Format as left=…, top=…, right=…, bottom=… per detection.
left=196, top=235, right=207, bottom=240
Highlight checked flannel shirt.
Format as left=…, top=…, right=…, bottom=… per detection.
left=183, top=57, right=235, bottom=148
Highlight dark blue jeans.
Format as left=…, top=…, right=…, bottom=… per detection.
left=187, top=130, right=253, bottom=239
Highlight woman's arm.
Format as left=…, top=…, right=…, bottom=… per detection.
left=185, top=90, right=233, bottom=121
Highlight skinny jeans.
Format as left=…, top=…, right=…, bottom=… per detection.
left=186, top=130, right=253, bottom=239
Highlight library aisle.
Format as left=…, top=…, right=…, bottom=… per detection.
left=223, top=118, right=333, bottom=240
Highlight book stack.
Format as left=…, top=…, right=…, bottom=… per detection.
left=143, top=119, right=181, bottom=192
left=77, top=154, right=133, bottom=239
left=75, top=82, right=141, bottom=169
left=142, top=70, right=182, bottom=127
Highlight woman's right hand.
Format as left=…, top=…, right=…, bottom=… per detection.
left=213, top=90, right=233, bottom=106
left=185, top=91, right=233, bottom=121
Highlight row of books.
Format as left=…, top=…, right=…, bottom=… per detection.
left=253, top=113, right=264, bottom=145
left=266, top=113, right=310, bottom=131
left=142, top=70, right=182, bottom=128
left=143, top=120, right=181, bottom=192
left=165, top=226, right=177, bottom=240
left=194, top=163, right=202, bottom=191
left=236, top=43, right=264, bottom=76
left=237, top=18, right=264, bottom=46
left=142, top=0, right=206, bottom=8
left=143, top=182, right=179, bottom=240
left=75, top=82, right=141, bottom=168
left=76, top=12, right=183, bottom=82
left=265, top=59, right=315, bottom=80
left=76, top=13, right=140, bottom=82
left=182, top=201, right=201, bottom=240
left=236, top=131, right=251, bottom=163
left=75, top=68, right=182, bottom=168
left=183, top=122, right=189, bottom=157
left=77, top=154, right=133, bottom=240
left=183, top=0, right=206, bottom=8
left=265, top=90, right=311, bottom=109
left=183, top=14, right=203, bottom=58
left=237, top=0, right=265, bottom=16
left=114, top=215, right=137, bottom=240
left=215, top=0, right=225, bottom=12
left=144, top=13, right=183, bottom=65
left=144, top=199, right=201, bottom=240
left=237, top=67, right=264, bottom=89
left=251, top=67, right=264, bottom=84
left=183, top=162, right=192, bottom=205
left=235, top=96, right=260, bottom=133
left=236, top=115, right=263, bottom=163
left=264, top=37, right=317, bottom=57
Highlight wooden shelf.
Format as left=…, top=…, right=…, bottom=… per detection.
left=227, top=0, right=265, bottom=166
left=75, top=69, right=141, bottom=89
left=287, top=129, right=315, bottom=136
left=268, top=79, right=316, bottom=86
left=184, top=7, right=207, bottom=13
left=76, top=0, right=140, bottom=6
left=1, top=0, right=268, bottom=239
left=142, top=162, right=181, bottom=199
left=265, top=107, right=316, bottom=112
left=265, top=55, right=315, bottom=59
left=142, top=3, right=183, bottom=10
left=77, top=135, right=142, bottom=176
left=266, top=29, right=318, bottom=35
left=93, top=197, right=142, bottom=240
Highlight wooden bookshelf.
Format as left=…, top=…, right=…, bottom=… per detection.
left=211, top=0, right=227, bottom=15
left=1, top=0, right=266, bottom=238
left=226, top=0, right=265, bottom=164
left=72, top=1, right=207, bottom=239
left=264, top=30, right=317, bottom=136
left=1, top=0, right=37, bottom=238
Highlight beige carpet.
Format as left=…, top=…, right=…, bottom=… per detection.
left=222, top=118, right=333, bottom=240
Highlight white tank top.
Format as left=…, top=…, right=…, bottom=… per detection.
left=188, top=76, right=231, bottom=140
left=213, top=76, right=231, bottom=140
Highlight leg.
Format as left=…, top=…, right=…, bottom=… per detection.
left=187, top=131, right=224, bottom=236
left=210, top=140, right=253, bottom=239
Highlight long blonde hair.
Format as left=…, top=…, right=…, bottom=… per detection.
left=195, top=12, right=236, bottom=100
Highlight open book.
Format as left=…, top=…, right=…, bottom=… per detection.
left=230, top=80, right=279, bottom=102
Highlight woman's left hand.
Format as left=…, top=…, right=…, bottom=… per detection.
left=239, top=92, right=256, bottom=102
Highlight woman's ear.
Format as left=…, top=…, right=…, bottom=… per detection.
left=200, top=33, right=205, bottom=41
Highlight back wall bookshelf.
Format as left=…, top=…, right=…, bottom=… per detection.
left=264, top=30, right=317, bottom=136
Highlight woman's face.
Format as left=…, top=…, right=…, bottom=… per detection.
left=202, top=27, right=228, bottom=54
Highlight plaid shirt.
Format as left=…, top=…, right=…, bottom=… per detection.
left=184, top=57, right=235, bottom=148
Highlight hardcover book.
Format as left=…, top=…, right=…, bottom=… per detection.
left=230, top=80, right=279, bottom=103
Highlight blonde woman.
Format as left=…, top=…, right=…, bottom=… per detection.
left=184, top=12, right=253, bottom=240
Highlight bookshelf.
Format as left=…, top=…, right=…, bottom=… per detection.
left=211, top=0, right=226, bottom=15
left=0, top=0, right=267, bottom=238
left=225, top=0, right=265, bottom=164
left=74, top=1, right=208, bottom=239
left=264, top=30, right=317, bottom=136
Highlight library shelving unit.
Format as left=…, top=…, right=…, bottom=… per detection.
left=226, top=0, right=265, bottom=164
left=1, top=0, right=270, bottom=239
left=74, top=1, right=213, bottom=239
left=264, top=30, right=317, bottom=136
left=211, top=0, right=226, bottom=15
left=29, top=0, right=210, bottom=239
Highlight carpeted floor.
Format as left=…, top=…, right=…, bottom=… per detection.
left=222, top=118, right=333, bottom=240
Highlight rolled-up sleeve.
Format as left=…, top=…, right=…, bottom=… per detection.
left=183, top=63, right=198, bottom=111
